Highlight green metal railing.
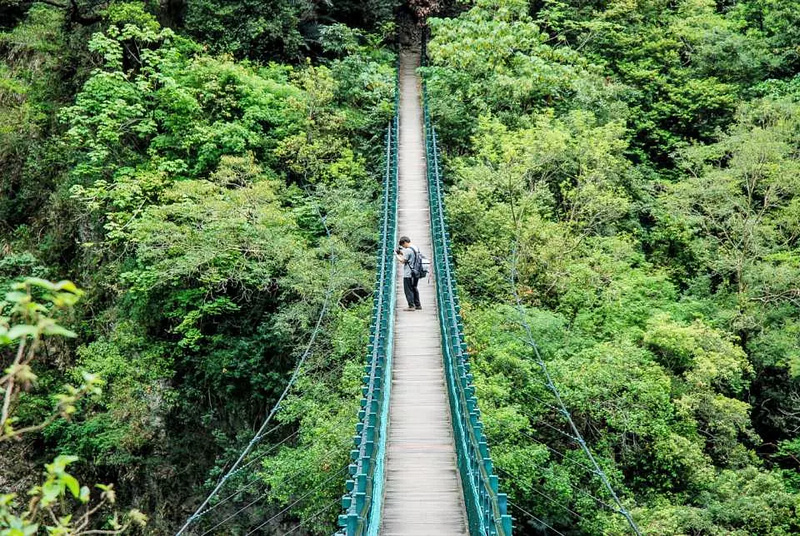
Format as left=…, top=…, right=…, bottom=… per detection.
left=335, top=79, right=399, bottom=536
left=422, top=80, right=513, bottom=536
left=336, top=49, right=510, bottom=535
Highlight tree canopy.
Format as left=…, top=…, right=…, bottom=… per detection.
left=425, top=0, right=800, bottom=533
left=1, top=0, right=799, bottom=534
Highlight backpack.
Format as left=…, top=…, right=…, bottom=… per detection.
left=410, top=246, right=429, bottom=278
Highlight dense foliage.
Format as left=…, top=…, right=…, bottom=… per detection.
left=424, top=0, right=800, bottom=534
left=2, top=0, right=800, bottom=534
left=1, top=1, right=394, bottom=533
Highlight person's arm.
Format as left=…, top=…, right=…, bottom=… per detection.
left=395, top=248, right=406, bottom=263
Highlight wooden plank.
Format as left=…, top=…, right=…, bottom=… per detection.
left=379, top=50, right=469, bottom=536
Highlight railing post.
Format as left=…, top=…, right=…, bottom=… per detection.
left=421, top=53, right=512, bottom=536
left=336, top=66, right=400, bottom=536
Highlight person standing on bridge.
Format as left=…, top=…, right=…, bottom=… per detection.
left=396, top=236, right=422, bottom=311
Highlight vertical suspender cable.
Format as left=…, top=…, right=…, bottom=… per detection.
left=175, top=185, right=338, bottom=536
left=509, top=247, right=643, bottom=536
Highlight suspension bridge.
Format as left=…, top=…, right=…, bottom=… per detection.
left=174, top=43, right=641, bottom=536
left=335, top=48, right=512, bottom=536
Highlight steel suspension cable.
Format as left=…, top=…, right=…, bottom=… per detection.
left=513, top=427, right=597, bottom=475
left=175, top=185, right=339, bottom=536
left=425, top=111, right=511, bottom=536
left=200, top=490, right=271, bottom=536
left=197, top=437, right=352, bottom=534
left=244, top=465, right=347, bottom=535
left=187, top=425, right=293, bottom=521
left=281, top=498, right=341, bottom=535
left=495, top=455, right=617, bottom=513
left=509, top=246, right=643, bottom=536
left=507, top=501, right=566, bottom=536
left=495, top=467, right=586, bottom=522
left=193, top=392, right=351, bottom=522
left=422, top=34, right=636, bottom=534
left=524, top=391, right=573, bottom=416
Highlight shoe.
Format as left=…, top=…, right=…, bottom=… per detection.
left=415, top=306, right=422, bottom=310
left=403, top=306, right=416, bottom=311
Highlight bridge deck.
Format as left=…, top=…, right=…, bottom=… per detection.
left=379, top=50, right=469, bottom=536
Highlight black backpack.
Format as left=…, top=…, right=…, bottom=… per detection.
left=410, top=246, right=429, bottom=278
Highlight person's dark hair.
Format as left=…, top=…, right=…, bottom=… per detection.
left=399, top=236, right=411, bottom=245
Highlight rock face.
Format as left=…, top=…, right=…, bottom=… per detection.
left=0, top=440, right=36, bottom=495
left=397, top=7, right=423, bottom=49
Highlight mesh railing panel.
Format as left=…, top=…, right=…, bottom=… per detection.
left=335, top=76, right=399, bottom=536
left=422, top=72, right=513, bottom=536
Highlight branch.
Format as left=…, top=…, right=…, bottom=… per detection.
left=79, top=525, right=130, bottom=535
left=69, top=0, right=103, bottom=25
left=0, top=413, right=58, bottom=443
left=34, top=0, right=69, bottom=8
left=76, top=498, right=109, bottom=532
left=1, top=340, right=27, bottom=431
left=47, top=507, right=60, bottom=527
left=0, top=380, right=95, bottom=442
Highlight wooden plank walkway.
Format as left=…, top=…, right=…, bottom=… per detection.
left=379, top=50, right=469, bottom=536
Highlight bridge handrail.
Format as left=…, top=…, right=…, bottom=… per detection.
left=422, top=77, right=513, bottom=536
left=335, top=72, right=399, bottom=536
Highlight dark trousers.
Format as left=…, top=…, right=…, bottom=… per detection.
left=403, top=275, right=421, bottom=308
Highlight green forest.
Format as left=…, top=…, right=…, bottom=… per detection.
left=1, top=0, right=799, bottom=534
